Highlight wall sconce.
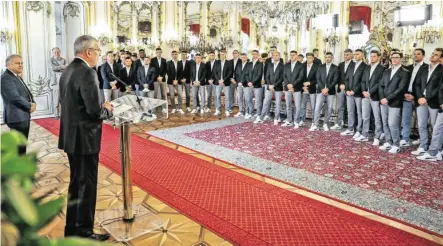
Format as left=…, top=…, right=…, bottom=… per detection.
left=323, top=28, right=341, bottom=47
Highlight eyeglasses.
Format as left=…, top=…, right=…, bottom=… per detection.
left=391, top=56, right=401, bottom=59
left=88, top=48, right=101, bottom=54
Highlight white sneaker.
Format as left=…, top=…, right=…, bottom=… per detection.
left=235, top=112, right=243, bottom=117
left=253, top=118, right=263, bottom=124
left=187, top=107, right=191, bottom=112
left=372, top=139, right=380, bottom=146
left=214, top=110, right=221, bottom=116
left=309, top=124, right=318, bottom=131
left=200, top=109, right=205, bottom=114
left=205, top=108, right=211, bottom=113
left=190, top=109, right=197, bottom=114
left=274, top=119, right=279, bottom=126
left=196, top=106, right=201, bottom=111
left=178, top=109, right=185, bottom=114
left=151, top=113, right=157, bottom=119
left=225, top=111, right=231, bottom=117
left=293, top=123, right=299, bottom=129
left=355, top=135, right=369, bottom=142
left=298, top=121, right=305, bottom=127
left=323, top=125, right=329, bottom=131
left=276, top=118, right=282, bottom=123
left=340, top=130, right=354, bottom=136
left=400, top=140, right=410, bottom=147
left=252, top=114, right=258, bottom=118
left=171, top=109, right=176, bottom=114
left=379, top=143, right=392, bottom=151
left=244, top=114, right=250, bottom=119
left=411, top=148, right=426, bottom=156
left=263, top=115, right=271, bottom=121
left=380, top=133, right=385, bottom=140
left=162, top=108, right=168, bottom=114
left=281, top=122, right=292, bottom=127
left=411, top=140, right=421, bottom=145
left=330, top=124, right=342, bottom=130
left=417, top=152, right=440, bottom=161
left=388, top=146, right=400, bottom=154
left=353, top=132, right=361, bottom=139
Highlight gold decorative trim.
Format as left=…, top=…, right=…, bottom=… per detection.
left=13, top=1, right=21, bottom=55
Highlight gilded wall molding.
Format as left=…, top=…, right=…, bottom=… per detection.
left=63, top=1, right=81, bottom=21
left=25, top=1, right=51, bottom=17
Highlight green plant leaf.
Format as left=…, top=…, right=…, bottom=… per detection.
left=38, top=237, right=112, bottom=246
left=1, top=131, right=27, bottom=155
left=5, top=179, right=38, bottom=227
left=33, top=197, right=65, bottom=230
left=1, top=156, right=38, bottom=177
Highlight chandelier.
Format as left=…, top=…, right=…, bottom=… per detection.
left=191, top=34, right=217, bottom=54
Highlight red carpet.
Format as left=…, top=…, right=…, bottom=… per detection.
left=34, top=118, right=440, bottom=246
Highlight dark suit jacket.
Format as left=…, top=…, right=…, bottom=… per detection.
left=247, top=60, right=263, bottom=88
left=100, top=62, right=120, bottom=89
left=179, top=59, right=193, bottom=84
left=230, top=58, right=242, bottom=79
left=361, top=63, right=385, bottom=101
left=151, top=57, right=167, bottom=82
left=133, top=58, right=143, bottom=70
left=265, top=62, right=284, bottom=91
left=414, top=64, right=443, bottom=109
left=213, top=60, right=234, bottom=86
left=1, top=69, right=34, bottom=124
left=345, top=62, right=367, bottom=97
left=304, top=63, right=318, bottom=94
left=235, top=62, right=250, bottom=87
left=166, top=60, right=183, bottom=84
left=190, top=63, right=207, bottom=86
left=406, top=63, right=429, bottom=103
left=205, top=60, right=216, bottom=82
left=58, top=58, right=112, bottom=155
left=97, top=65, right=103, bottom=89
left=338, top=60, right=354, bottom=93
left=316, top=64, right=339, bottom=95
left=313, top=57, right=322, bottom=66
left=283, top=62, right=304, bottom=91
left=118, top=66, right=137, bottom=92
left=379, top=66, right=410, bottom=108
left=137, top=65, right=157, bottom=90
left=438, top=76, right=443, bottom=113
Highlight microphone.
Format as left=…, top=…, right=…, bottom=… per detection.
left=110, top=73, right=142, bottom=106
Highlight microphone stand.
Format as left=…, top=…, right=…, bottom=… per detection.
left=110, top=73, right=142, bottom=106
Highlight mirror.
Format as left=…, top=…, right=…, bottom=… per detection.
left=116, top=2, right=132, bottom=38
left=138, top=5, right=152, bottom=37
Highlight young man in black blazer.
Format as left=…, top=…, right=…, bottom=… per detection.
left=341, top=49, right=367, bottom=138
left=310, top=52, right=339, bottom=131
left=298, top=53, right=318, bottom=126
left=358, top=50, right=385, bottom=144
left=249, top=50, right=264, bottom=119
left=151, top=48, right=167, bottom=100
left=206, top=51, right=216, bottom=113
left=282, top=50, right=304, bottom=127
left=137, top=56, right=157, bottom=98
left=254, top=51, right=284, bottom=125
left=233, top=53, right=250, bottom=117
left=118, top=56, right=137, bottom=97
left=190, top=53, right=207, bottom=114
left=213, top=50, right=234, bottom=116
left=166, top=50, right=184, bottom=114
left=331, top=49, right=354, bottom=130
left=179, top=50, right=194, bottom=112
left=379, top=52, right=410, bottom=154
left=412, top=48, right=443, bottom=156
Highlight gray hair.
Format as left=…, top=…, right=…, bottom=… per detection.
left=5, top=54, right=22, bottom=65
left=73, top=35, right=98, bottom=55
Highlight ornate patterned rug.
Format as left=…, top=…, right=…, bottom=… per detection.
left=149, top=117, right=443, bottom=235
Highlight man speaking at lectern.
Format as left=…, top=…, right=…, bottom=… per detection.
left=58, top=35, right=113, bottom=240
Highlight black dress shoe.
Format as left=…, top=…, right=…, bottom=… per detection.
left=88, top=233, right=110, bottom=241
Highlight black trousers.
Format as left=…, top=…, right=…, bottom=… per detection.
left=65, top=153, right=99, bottom=237
left=7, top=120, right=30, bottom=155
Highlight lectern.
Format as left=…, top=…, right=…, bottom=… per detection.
left=96, top=95, right=167, bottom=242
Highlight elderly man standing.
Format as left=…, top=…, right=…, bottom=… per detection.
left=58, top=35, right=113, bottom=240
left=1, top=54, right=36, bottom=155
left=50, top=47, right=67, bottom=119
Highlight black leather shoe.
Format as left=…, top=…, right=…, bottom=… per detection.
left=88, top=233, right=110, bottom=241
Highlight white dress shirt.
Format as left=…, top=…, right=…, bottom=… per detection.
left=196, top=63, right=200, bottom=82
left=390, top=65, right=401, bottom=80
left=221, top=60, right=225, bottom=80
left=369, top=62, right=379, bottom=79
left=408, top=61, right=424, bottom=92
left=354, top=60, right=362, bottom=74
left=273, top=62, right=279, bottom=72
left=344, top=60, right=352, bottom=73
left=126, top=67, right=131, bottom=76
left=157, top=57, right=162, bottom=68
left=307, top=63, right=313, bottom=77
left=291, top=61, right=296, bottom=72
left=182, top=60, right=186, bottom=70
left=144, top=65, right=149, bottom=76
left=326, top=63, right=331, bottom=77
left=107, top=61, right=114, bottom=73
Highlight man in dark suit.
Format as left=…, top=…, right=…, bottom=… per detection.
left=228, top=50, right=241, bottom=113
left=358, top=50, right=385, bottom=144
left=151, top=48, right=167, bottom=100
left=378, top=51, right=409, bottom=154
left=341, top=49, right=367, bottom=138
left=299, top=53, right=318, bottom=126
left=179, top=50, right=194, bottom=112
left=190, top=53, right=207, bottom=114
left=100, top=51, right=120, bottom=102
left=412, top=48, right=443, bottom=156
left=282, top=50, right=304, bottom=127
left=118, top=57, right=137, bottom=96
left=205, top=51, right=216, bottom=112
left=401, top=48, right=428, bottom=147
left=254, top=51, right=284, bottom=124
left=331, top=49, right=354, bottom=130
left=137, top=56, right=157, bottom=98
left=248, top=50, right=264, bottom=119
left=1, top=54, right=36, bottom=155
left=311, top=52, right=339, bottom=131
left=233, top=53, right=250, bottom=117
left=166, top=50, right=184, bottom=114
left=58, top=35, right=113, bottom=240
left=313, top=48, right=322, bottom=66
left=133, top=49, right=145, bottom=70
left=213, top=50, right=234, bottom=116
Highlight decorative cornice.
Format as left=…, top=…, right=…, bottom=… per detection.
left=25, top=1, right=51, bottom=17
left=63, top=1, right=81, bottom=21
